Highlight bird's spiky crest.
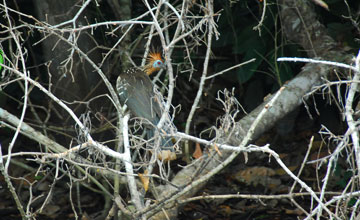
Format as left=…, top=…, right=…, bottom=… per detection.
left=143, top=51, right=163, bottom=75
left=147, top=51, right=162, bottom=63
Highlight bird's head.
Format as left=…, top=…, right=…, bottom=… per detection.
left=143, top=51, right=165, bottom=75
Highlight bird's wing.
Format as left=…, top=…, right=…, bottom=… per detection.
left=116, top=71, right=162, bottom=126
left=116, top=69, right=175, bottom=150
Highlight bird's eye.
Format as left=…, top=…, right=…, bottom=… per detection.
left=153, top=60, right=163, bottom=68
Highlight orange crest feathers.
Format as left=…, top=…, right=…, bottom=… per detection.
left=147, top=51, right=162, bottom=63
left=144, top=51, right=164, bottom=75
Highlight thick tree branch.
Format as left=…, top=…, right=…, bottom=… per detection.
left=150, top=0, right=354, bottom=218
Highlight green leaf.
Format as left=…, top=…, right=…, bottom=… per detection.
left=232, top=25, right=267, bottom=83
left=34, top=175, right=44, bottom=180
left=0, top=49, right=3, bottom=72
left=236, top=55, right=262, bottom=83
left=347, top=198, right=357, bottom=207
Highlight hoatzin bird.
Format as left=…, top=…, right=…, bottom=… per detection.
left=116, top=52, right=175, bottom=151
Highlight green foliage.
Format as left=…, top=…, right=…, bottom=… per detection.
left=0, top=49, right=3, bottom=72
left=334, top=162, right=353, bottom=188
left=34, top=175, right=44, bottom=181
left=233, top=25, right=267, bottom=83
left=212, top=0, right=297, bottom=85
left=347, top=197, right=357, bottom=207
left=212, top=0, right=359, bottom=87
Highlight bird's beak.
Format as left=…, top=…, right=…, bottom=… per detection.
left=161, top=61, right=167, bottom=70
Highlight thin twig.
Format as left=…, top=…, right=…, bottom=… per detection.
left=184, top=0, right=215, bottom=162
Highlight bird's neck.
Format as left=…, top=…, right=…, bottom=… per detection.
left=142, top=64, right=156, bottom=75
